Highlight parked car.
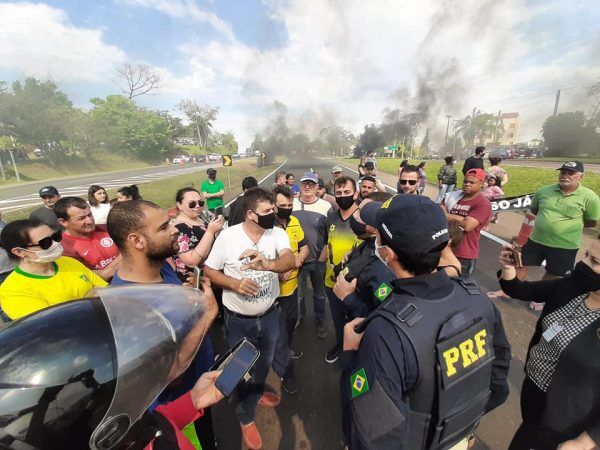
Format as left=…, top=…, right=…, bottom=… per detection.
left=172, top=156, right=185, bottom=164
left=208, top=154, right=221, bottom=161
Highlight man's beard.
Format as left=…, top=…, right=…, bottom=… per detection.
left=146, top=238, right=179, bottom=262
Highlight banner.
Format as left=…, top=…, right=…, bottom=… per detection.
left=490, top=193, right=534, bottom=212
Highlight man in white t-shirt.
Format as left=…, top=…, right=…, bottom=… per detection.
left=204, top=187, right=294, bottom=450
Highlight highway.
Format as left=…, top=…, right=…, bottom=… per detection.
left=0, top=161, right=219, bottom=213
left=210, top=155, right=542, bottom=449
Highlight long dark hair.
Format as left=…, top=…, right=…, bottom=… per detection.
left=88, top=185, right=109, bottom=207
left=117, top=185, right=142, bottom=201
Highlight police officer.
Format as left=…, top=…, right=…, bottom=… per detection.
left=333, top=195, right=394, bottom=319
left=339, top=194, right=511, bottom=450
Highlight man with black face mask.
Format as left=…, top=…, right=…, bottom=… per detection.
left=272, top=185, right=309, bottom=394
left=320, top=176, right=361, bottom=364
left=204, top=188, right=295, bottom=450
left=333, top=193, right=395, bottom=320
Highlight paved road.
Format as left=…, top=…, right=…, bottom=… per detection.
left=0, top=161, right=221, bottom=213
left=210, top=155, right=541, bottom=449
left=501, top=159, right=600, bottom=174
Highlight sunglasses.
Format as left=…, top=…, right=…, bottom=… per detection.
left=188, top=200, right=205, bottom=208
left=399, top=179, right=418, bottom=186
left=23, top=230, right=62, bottom=250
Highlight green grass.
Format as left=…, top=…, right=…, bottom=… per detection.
left=340, top=158, right=600, bottom=197
left=0, top=152, right=151, bottom=186
left=3, top=158, right=282, bottom=222
left=539, top=157, right=600, bottom=164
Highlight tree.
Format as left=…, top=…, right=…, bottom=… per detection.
left=319, top=126, right=354, bottom=156
left=210, top=131, right=238, bottom=154
left=542, top=112, right=589, bottom=156
left=90, top=95, right=171, bottom=161
left=588, top=78, right=600, bottom=129
left=0, top=78, right=74, bottom=161
left=178, top=100, right=219, bottom=149
left=117, top=63, right=163, bottom=100
left=0, top=81, right=6, bottom=92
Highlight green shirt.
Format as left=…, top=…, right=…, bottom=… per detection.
left=530, top=183, right=600, bottom=249
left=201, top=179, right=225, bottom=210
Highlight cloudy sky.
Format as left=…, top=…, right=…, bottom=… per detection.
left=1, top=0, right=599, bottom=150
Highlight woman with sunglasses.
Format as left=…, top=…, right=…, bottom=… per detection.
left=171, top=187, right=224, bottom=283
left=88, top=184, right=111, bottom=226
left=0, top=219, right=107, bottom=321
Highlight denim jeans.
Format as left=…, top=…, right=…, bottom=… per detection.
left=272, top=291, right=298, bottom=380
left=298, top=260, right=326, bottom=321
left=326, top=287, right=346, bottom=348
left=224, top=307, right=280, bottom=425
left=435, top=183, right=456, bottom=203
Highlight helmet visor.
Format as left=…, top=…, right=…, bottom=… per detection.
left=90, top=284, right=209, bottom=450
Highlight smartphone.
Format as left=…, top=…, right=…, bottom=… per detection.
left=194, top=266, right=203, bottom=290
left=511, top=249, right=523, bottom=268
left=212, top=339, right=260, bottom=397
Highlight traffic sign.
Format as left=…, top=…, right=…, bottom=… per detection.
left=386, top=145, right=399, bottom=151
left=260, top=152, right=266, bottom=159
left=222, top=155, right=232, bottom=166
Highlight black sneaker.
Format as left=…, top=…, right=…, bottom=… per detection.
left=316, top=319, right=328, bottom=339
left=325, top=344, right=341, bottom=364
left=290, top=349, right=304, bottom=359
left=281, top=377, right=299, bottom=394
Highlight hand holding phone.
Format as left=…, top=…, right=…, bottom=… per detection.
left=211, top=339, right=260, bottom=397
left=194, top=267, right=203, bottom=290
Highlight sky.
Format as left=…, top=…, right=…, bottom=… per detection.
left=0, top=0, right=599, bottom=151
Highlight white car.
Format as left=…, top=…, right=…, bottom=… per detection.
left=208, top=154, right=221, bottom=161
left=172, top=156, right=185, bottom=164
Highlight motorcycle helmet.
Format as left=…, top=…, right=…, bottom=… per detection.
left=0, top=284, right=208, bottom=450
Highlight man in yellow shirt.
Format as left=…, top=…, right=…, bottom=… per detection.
left=272, top=186, right=308, bottom=394
left=0, top=219, right=107, bottom=321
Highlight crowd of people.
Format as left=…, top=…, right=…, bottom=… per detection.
left=0, top=152, right=599, bottom=450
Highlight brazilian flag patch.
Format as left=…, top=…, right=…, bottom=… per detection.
left=350, top=368, right=369, bottom=398
left=375, top=282, right=392, bottom=302
left=80, top=274, right=90, bottom=282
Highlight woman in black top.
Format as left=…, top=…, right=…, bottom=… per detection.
left=172, top=187, right=224, bottom=282
left=498, top=236, right=600, bottom=450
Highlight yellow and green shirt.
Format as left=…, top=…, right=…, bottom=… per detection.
left=324, top=209, right=361, bottom=288
left=276, top=215, right=306, bottom=297
left=0, top=256, right=108, bottom=320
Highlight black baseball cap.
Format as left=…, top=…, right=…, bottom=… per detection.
left=557, top=161, right=584, bottom=173
left=318, top=177, right=326, bottom=188
left=39, top=186, right=59, bottom=197
left=359, top=201, right=382, bottom=227
left=377, top=194, right=449, bottom=254
left=207, top=168, right=217, bottom=175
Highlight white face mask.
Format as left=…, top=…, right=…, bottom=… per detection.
left=27, top=241, right=64, bottom=263
left=374, top=242, right=389, bottom=267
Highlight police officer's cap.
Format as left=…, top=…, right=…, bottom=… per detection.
left=360, top=201, right=382, bottom=227
left=377, top=194, right=449, bottom=253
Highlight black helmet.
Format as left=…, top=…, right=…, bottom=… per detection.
left=0, top=285, right=209, bottom=450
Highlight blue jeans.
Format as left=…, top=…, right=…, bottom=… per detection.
left=326, top=287, right=346, bottom=348
left=436, top=183, right=456, bottom=203
left=298, top=261, right=326, bottom=321
left=272, top=291, right=298, bottom=379
left=225, top=308, right=280, bottom=425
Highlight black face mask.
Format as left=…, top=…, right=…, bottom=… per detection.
left=572, top=261, right=600, bottom=292
left=276, top=207, right=293, bottom=220
left=208, top=173, right=216, bottom=180
left=349, top=214, right=367, bottom=237
left=336, top=195, right=355, bottom=210
left=253, top=211, right=275, bottom=229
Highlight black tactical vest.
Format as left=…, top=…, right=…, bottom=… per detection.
left=363, top=278, right=496, bottom=450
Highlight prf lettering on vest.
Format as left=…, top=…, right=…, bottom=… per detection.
left=442, top=329, right=488, bottom=377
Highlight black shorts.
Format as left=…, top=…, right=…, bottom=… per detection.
left=521, top=239, right=578, bottom=276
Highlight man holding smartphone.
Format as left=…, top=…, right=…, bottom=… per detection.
left=204, top=188, right=295, bottom=450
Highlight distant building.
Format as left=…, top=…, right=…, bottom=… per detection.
left=175, top=137, right=197, bottom=146
left=499, top=112, right=520, bottom=146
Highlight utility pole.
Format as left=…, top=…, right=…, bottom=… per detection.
left=492, top=110, right=502, bottom=144
left=553, top=89, right=561, bottom=116
left=8, top=136, right=21, bottom=182
left=445, top=115, right=452, bottom=147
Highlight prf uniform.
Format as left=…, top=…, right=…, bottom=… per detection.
left=340, top=271, right=511, bottom=450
